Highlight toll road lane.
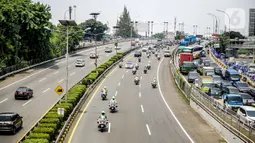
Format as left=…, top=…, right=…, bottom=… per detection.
left=66, top=49, right=193, bottom=143
left=0, top=42, right=132, bottom=143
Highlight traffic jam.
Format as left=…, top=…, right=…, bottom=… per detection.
left=177, top=37, right=255, bottom=127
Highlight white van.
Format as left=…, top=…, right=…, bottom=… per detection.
left=75, top=59, right=85, bottom=67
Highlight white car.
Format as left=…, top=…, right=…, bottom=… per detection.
left=115, top=46, right=121, bottom=50
left=125, top=61, right=134, bottom=69
left=237, top=106, right=255, bottom=126
left=75, top=59, right=85, bottom=67
left=142, top=47, right=147, bottom=52
left=164, top=50, right=171, bottom=57
left=105, top=47, right=112, bottom=53
left=90, top=53, right=98, bottom=59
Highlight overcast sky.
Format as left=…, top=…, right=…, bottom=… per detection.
left=35, top=0, right=254, bottom=36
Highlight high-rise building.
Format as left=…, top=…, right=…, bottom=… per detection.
left=249, top=9, right=255, bottom=36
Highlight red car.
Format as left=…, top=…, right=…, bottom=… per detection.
left=14, top=87, right=33, bottom=100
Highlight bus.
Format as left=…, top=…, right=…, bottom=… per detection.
left=192, top=46, right=203, bottom=59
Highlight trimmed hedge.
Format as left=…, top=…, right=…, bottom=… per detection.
left=22, top=52, right=125, bottom=143
left=23, top=139, right=49, bottom=143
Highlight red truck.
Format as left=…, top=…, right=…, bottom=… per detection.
left=179, top=53, right=193, bottom=67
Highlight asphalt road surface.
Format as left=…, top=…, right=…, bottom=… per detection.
left=0, top=41, right=133, bottom=143
left=66, top=48, right=194, bottom=143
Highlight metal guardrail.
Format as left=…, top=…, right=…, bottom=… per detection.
left=0, top=39, right=132, bottom=80
left=171, top=47, right=255, bottom=143
left=17, top=42, right=140, bottom=143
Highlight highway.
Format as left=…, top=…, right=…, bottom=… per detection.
left=0, top=41, right=133, bottom=143
left=66, top=47, right=194, bottom=143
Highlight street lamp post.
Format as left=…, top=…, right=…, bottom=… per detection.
left=216, top=9, right=230, bottom=34
left=131, top=21, right=134, bottom=49
left=113, top=26, right=120, bottom=54
left=90, top=12, right=100, bottom=68
left=58, top=20, right=77, bottom=103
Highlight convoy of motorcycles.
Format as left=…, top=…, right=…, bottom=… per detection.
left=97, top=45, right=160, bottom=132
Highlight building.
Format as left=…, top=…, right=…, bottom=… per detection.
left=249, top=9, right=255, bottom=36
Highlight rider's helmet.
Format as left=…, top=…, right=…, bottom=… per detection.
left=112, top=96, right=115, bottom=100
left=101, top=111, right=105, bottom=115
left=104, top=86, right=107, bottom=89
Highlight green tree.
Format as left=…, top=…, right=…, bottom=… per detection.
left=0, top=0, right=52, bottom=68
left=115, top=6, right=136, bottom=37
left=79, top=19, right=108, bottom=41
left=152, top=33, right=165, bottom=39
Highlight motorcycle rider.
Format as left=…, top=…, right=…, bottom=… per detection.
left=132, top=67, right=137, bottom=72
left=134, top=75, right=140, bottom=82
left=98, top=111, right=108, bottom=121
left=152, top=78, right=157, bottom=84
left=102, top=86, right=108, bottom=94
left=109, top=96, right=118, bottom=107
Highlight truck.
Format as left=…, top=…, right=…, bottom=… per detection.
left=196, top=76, right=214, bottom=93
left=214, top=94, right=243, bottom=111
left=179, top=53, right=193, bottom=67
left=180, top=61, right=196, bottom=74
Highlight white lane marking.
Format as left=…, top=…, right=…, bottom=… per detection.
left=22, top=99, right=32, bottom=106
left=139, top=92, right=141, bottom=98
left=157, top=58, right=195, bottom=143
left=141, top=105, right=144, bottom=113
left=122, top=75, right=124, bottom=79
left=115, top=91, right=118, bottom=96
left=0, top=98, right=8, bottom=104
left=38, top=78, right=46, bottom=82
left=58, top=79, right=64, bottom=83
left=140, top=76, right=142, bottom=80
left=139, top=83, right=141, bottom=87
left=70, top=72, right=75, bottom=76
left=118, top=82, right=121, bottom=86
left=126, top=70, right=128, bottom=73
left=54, top=71, right=59, bottom=75
left=42, top=88, right=50, bottom=93
left=108, top=122, right=111, bottom=133
left=146, top=124, right=151, bottom=135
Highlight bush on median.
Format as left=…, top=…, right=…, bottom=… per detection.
left=44, top=113, right=63, bottom=121
left=40, top=118, right=60, bottom=125
left=38, top=123, right=57, bottom=130
left=33, top=127, right=55, bottom=139
left=28, top=133, right=50, bottom=141
left=23, top=139, right=49, bottom=143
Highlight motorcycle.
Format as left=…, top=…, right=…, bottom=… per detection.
left=101, top=92, right=107, bottom=100
left=119, top=63, right=123, bottom=68
left=157, top=57, right=160, bottom=61
left=147, top=65, right=151, bottom=70
left=155, top=53, right=158, bottom=57
left=151, top=82, right=157, bottom=88
left=132, top=70, right=136, bottom=75
left=134, top=78, right=140, bottom=85
left=138, top=58, right=141, bottom=62
left=97, top=119, right=108, bottom=132
left=144, top=69, right=147, bottom=74
left=135, top=65, right=139, bottom=70
left=109, top=103, right=117, bottom=112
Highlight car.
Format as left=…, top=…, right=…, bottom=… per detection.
left=0, top=112, right=23, bottom=134
left=216, top=81, right=232, bottom=88
left=188, top=71, right=199, bottom=83
left=240, top=93, right=255, bottom=105
left=14, top=87, right=33, bottom=100
left=115, top=46, right=121, bottom=50
left=125, top=61, right=134, bottom=69
left=222, top=86, right=239, bottom=94
left=211, top=75, right=222, bottom=84
left=142, top=47, right=147, bottom=52
left=208, top=87, right=221, bottom=99
left=214, top=66, right=222, bottom=75
left=90, top=53, right=98, bottom=59
left=209, top=62, right=218, bottom=68
left=105, top=47, right=112, bottom=53
left=233, top=81, right=250, bottom=93
left=203, top=60, right=211, bottom=67
left=75, top=59, right=85, bottom=67
left=237, top=106, right=255, bottom=126
left=134, top=51, right=142, bottom=57
left=164, top=50, right=171, bottom=57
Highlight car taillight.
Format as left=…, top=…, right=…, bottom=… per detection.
left=23, top=92, right=28, bottom=95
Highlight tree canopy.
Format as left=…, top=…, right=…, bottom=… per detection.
left=79, top=19, right=108, bottom=41
left=152, top=33, right=165, bottom=39
left=115, top=6, right=137, bottom=37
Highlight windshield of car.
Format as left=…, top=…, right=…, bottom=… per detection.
left=0, top=115, right=12, bottom=121
left=164, top=50, right=170, bottom=53
left=17, top=88, right=26, bottom=92
left=203, top=83, right=215, bottom=88
left=210, top=63, right=217, bottom=67
left=204, top=62, right=210, bottom=66
left=189, top=72, right=198, bottom=76
left=213, top=76, right=221, bottom=81
left=76, top=59, right=83, bottom=62
left=211, top=89, right=221, bottom=95
left=229, top=88, right=239, bottom=94
left=247, top=111, right=255, bottom=117
left=231, top=74, right=240, bottom=79
left=206, top=71, right=214, bottom=76
left=237, top=82, right=249, bottom=87
left=126, top=62, right=132, bottom=65
left=228, top=96, right=243, bottom=102
left=241, top=94, right=253, bottom=99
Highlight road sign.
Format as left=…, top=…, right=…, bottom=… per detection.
left=55, top=85, right=64, bottom=95
left=58, top=108, right=64, bottom=116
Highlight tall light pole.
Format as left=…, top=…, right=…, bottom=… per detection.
left=73, top=5, right=76, bottom=21
left=207, top=13, right=216, bottom=34
left=90, top=12, right=100, bottom=68
left=113, top=26, right=120, bottom=54
left=216, top=9, right=230, bottom=34
left=148, top=21, right=150, bottom=41
left=151, top=21, right=153, bottom=42
left=58, top=20, right=77, bottom=103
